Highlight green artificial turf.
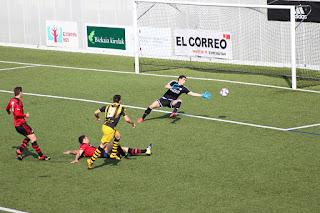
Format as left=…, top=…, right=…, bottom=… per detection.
left=0, top=46, right=320, bottom=213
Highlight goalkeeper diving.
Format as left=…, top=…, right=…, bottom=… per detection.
left=137, top=75, right=211, bottom=123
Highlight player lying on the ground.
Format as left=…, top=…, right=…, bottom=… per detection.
left=63, top=135, right=152, bottom=163
left=137, top=75, right=211, bottom=123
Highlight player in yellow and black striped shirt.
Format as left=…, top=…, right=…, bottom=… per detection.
left=87, top=94, right=136, bottom=169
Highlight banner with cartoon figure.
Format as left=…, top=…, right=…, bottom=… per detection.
left=46, top=21, right=79, bottom=48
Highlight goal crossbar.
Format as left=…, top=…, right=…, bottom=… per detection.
left=134, top=0, right=295, bottom=10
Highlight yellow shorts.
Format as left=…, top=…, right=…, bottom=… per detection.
left=101, top=125, right=119, bottom=144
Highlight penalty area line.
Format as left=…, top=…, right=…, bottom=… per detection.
left=0, top=206, right=28, bottom=213
left=0, top=90, right=286, bottom=132
left=1, top=90, right=319, bottom=135
left=1, top=60, right=320, bottom=94
left=287, top=130, right=320, bottom=136
left=285, top=123, right=320, bottom=130
left=0, top=65, right=39, bottom=71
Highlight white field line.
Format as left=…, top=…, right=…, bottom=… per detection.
left=0, top=206, right=28, bottom=213
left=285, top=123, right=320, bottom=130
left=1, top=60, right=320, bottom=94
left=0, top=65, right=39, bottom=71
left=0, top=90, right=286, bottom=132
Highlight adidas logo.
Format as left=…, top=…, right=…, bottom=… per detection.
left=295, top=5, right=308, bottom=20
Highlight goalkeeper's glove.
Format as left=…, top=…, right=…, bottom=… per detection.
left=201, top=91, right=211, bottom=99
left=171, top=84, right=180, bottom=89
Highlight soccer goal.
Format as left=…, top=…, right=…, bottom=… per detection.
left=133, top=0, right=320, bottom=89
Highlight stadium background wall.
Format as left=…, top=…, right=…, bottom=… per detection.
left=0, top=0, right=266, bottom=57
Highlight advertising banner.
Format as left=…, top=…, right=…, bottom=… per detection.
left=268, top=0, right=320, bottom=23
left=138, top=27, right=172, bottom=58
left=174, top=29, right=232, bottom=59
left=87, top=26, right=126, bottom=50
left=46, top=21, right=79, bottom=48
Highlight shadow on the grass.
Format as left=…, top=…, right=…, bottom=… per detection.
left=144, top=111, right=185, bottom=123
left=218, top=116, right=227, bottom=119
left=92, top=158, right=121, bottom=170
left=90, top=154, right=152, bottom=170
left=12, top=145, right=38, bottom=159
left=143, top=111, right=216, bottom=124
left=144, top=113, right=171, bottom=121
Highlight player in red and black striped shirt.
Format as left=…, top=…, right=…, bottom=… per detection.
left=6, top=87, right=50, bottom=161
left=63, top=135, right=152, bottom=163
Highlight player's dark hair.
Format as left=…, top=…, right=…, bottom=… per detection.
left=113, top=94, right=121, bottom=103
left=178, top=75, right=186, bottom=80
left=78, top=135, right=86, bottom=144
left=14, top=87, right=22, bottom=96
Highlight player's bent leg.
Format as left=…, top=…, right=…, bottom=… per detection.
left=26, top=133, right=37, bottom=143
left=110, top=133, right=121, bottom=160
left=88, top=145, right=105, bottom=169
left=105, top=142, right=114, bottom=154
left=172, top=99, right=182, bottom=107
left=19, top=138, right=30, bottom=152
left=16, top=138, right=30, bottom=160
left=16, top=149, right=23, bottom=161
left=87, top=159, right=92, bottom=169
left=88, top=127, right=114, bottom=169
left=115, top=133, right=121, bottom=140
left=26, top=134, right=50, bottom=160
left=137, top=118, right=144, bottom=123
left=110, top=141, right=121, bottom=160
left=114, top=133, right=126, bottom=157
left=170, top=99, right=182, bottom=119
left=169, top=112, right=178, bottom=119
left=118, top=146, right=128, bottom=158
left=138, top=101, right=161, bottom=123
left=150, top=100, right=161, bottom=109
left=36, top=142, right=51, bottom=160
left=146, top=144, right=152, bottom=155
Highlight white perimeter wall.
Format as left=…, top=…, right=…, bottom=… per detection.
left=0, top=0, right=266, bottom=56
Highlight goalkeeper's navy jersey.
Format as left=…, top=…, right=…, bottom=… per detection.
left=98, top=103, right=128, bottom=129
left=162, top=80, right=191, bottom=100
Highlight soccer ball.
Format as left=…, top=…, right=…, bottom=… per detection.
left=220, top=88, right=229, bottom=97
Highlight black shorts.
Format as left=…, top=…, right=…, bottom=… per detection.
left=157, top=97, right=175, bottom=108
left=15, top=123, right=34, bottom=136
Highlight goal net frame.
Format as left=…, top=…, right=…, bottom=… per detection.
left=133, top=0, right=297, bottom=89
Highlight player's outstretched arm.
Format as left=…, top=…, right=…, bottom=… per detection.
left=187, top=92, right=201, bottom=97
left=201, top=91, right=211, bottom=99
left=124, top=116, right=136, bottom=129
left=94, top=110, right=102, bottom=122
left=70, top=150, right=84, bottom=163
left=188, top=91, right=211, bottom=99
left=63, top=150, right=78, bottom=155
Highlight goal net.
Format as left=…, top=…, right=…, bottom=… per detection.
left=133, top=0, right=320, bottom=89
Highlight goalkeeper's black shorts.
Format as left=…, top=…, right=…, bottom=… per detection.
left=157, top=97, right=175, bottom=108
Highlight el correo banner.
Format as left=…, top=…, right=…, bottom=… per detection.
left=46, top=21, right=79, bottom=48
left=174, top=29, right=233, bottom=59
left=87, top=26, right=126, bottom=50
left=267, top=0, right=320, bottom=23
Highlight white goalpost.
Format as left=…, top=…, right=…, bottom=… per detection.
left=133, top=0, right=298, bottom=89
